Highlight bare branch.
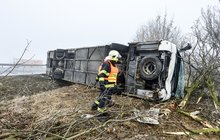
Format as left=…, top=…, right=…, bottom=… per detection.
left=66, top=117, right=137, bottom=140
left=0, top=40, right=32, bottom=80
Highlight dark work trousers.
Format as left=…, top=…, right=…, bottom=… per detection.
left=98, top=87, right=116, bottom=109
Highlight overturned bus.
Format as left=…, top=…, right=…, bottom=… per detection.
left=46, top=40, right=191, bottom=101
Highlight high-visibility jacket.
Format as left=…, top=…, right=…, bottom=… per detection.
left=97, top=61, right=119, bottom=88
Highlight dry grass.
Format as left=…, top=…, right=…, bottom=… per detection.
left=0, top=75, right=220, bottom=139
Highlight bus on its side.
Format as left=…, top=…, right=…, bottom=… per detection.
left=46, top=40, right=191, bottom=101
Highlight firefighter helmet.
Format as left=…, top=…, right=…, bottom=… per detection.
left=108, top=50, right=121, bottom=62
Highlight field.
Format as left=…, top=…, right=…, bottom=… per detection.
left=0, top=75, right=220, bottom=139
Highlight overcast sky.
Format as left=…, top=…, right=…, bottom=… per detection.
left=0, top=0, right=219, bottom=63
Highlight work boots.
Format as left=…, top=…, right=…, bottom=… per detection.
left=91, top=100, right=114, bottom=111
left=91, top=103, right=98, bottom=110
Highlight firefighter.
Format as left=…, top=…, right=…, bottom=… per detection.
left=91, top=50, right=122, bottom=121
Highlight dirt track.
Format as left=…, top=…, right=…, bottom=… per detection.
left=0, top=75, right=220, bottom=139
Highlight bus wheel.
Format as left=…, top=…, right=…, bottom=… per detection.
left=139, top=56, right=162, bottom=80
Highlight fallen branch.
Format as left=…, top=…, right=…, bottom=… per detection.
left=196, top=92, right=205, bottom=104
left=0, top=133, right=15, bottom=139
left=0, top=130, right=32, bottom=139
left=178, top=79, right=200, bottom=109
left=206, top=78, right=220, bottom=110
left=63, top=120, right=78, bottom=138
left=66, top=116, right=137, bottom=140
left=163, top=131, right=190, bottom=135
left=177, top=109, right=213, bottom=128
left=164, top=128, right=220, bottom=136
left=1, top=129, right=65, bottom=139
left=186, top=127, right=220, bottom=134
left=181, top=124, right=220, bottom=135
left=35, top=129, right=65, bottom=139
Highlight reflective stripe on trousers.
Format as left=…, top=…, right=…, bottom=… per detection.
left=97, top=107, right=107, bottom=113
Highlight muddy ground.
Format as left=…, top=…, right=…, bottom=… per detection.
left=0, top=75, right=220, bottom=139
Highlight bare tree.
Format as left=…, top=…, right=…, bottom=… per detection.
left=186, top=6, right=220, bottom=85
left=134, top=13, right=182, bottom=46
left=179, top=6, right=220, bottom=108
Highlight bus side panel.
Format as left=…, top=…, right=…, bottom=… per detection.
left=70, top=46, right=107, bottom=86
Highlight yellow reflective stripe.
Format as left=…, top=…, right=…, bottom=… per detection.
left=99, top=70, right=109, bottom=76
left=95, top=100, right=100, bottom=105
left=108, top=80, right=116, bottom=82
left=99, top=77, right=105, bottom=81
left=104, top=84, right=115, bottom=88
left=108, top=77, right=116, bottom=79
left=107, top=77, right=116, bottom=83
left=108, top=76, right=117, bottom=80
left=97, top=107, right=106, bottom=113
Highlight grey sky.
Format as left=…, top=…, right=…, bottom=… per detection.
left=0, top=0, right=219, bottom=63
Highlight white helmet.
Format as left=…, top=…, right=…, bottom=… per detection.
left=108, top=50, right=121, bottom=62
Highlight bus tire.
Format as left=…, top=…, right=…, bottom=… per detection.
left=139, top=56, right=162, bottom=80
